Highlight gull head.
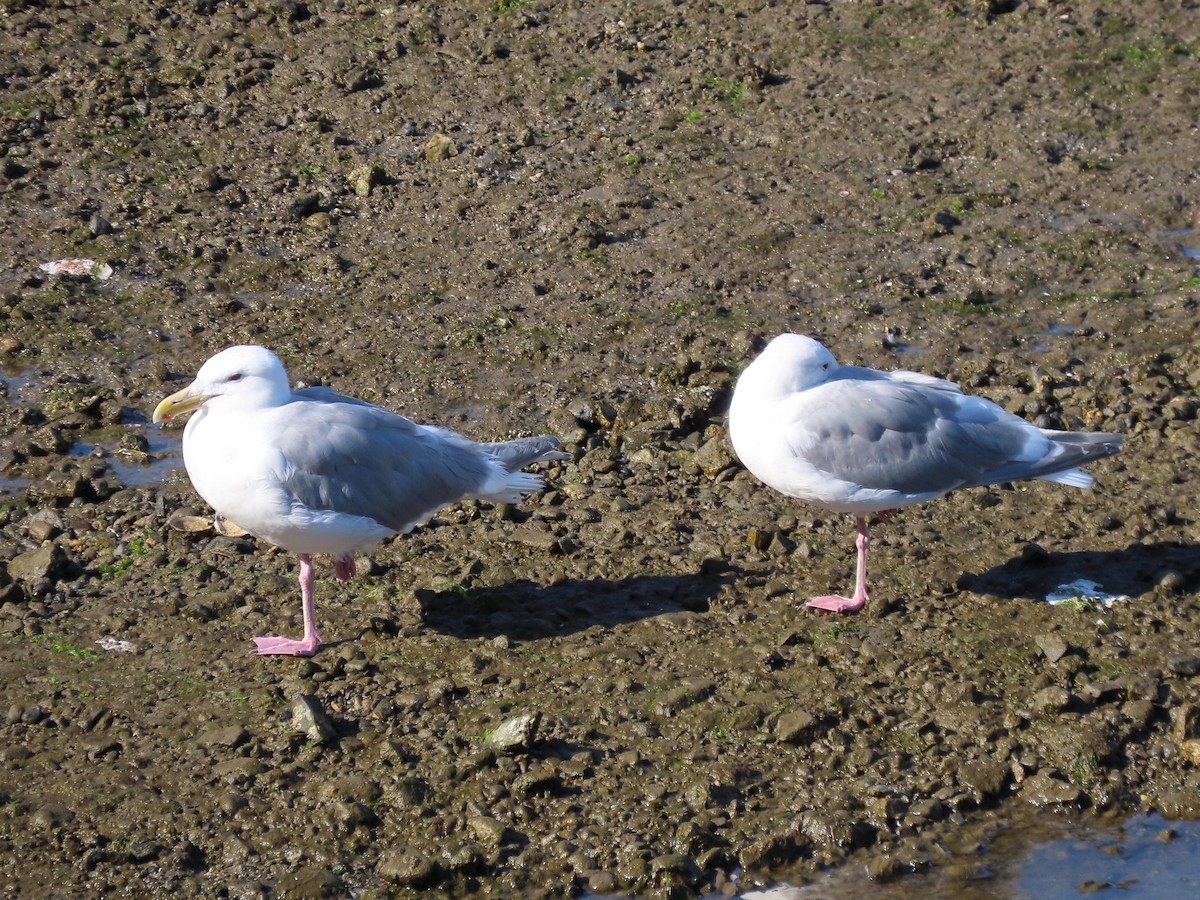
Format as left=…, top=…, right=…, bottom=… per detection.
left=153, top=345, right=292, bottom=424
left=750, top=333, right=840, bottom=393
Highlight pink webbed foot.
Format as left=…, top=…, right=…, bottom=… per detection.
left=803, top=515, right=872, bottom=614
left=253, top=633, right=321, bottom=656
left=805, top=594, right=868, bottom=614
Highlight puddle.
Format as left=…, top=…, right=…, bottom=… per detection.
left=694, top=813, right=1200, bottom=900
left=70, top=430, right=183, bottom=487
left=1045, top=578, right=1129, bottom=609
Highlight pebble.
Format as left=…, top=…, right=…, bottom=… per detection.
left=484, top=712, right=541, bottom=752
left=291, top=694, right=338, bottom=744
left=1168, top=653, right=1200, bottom=677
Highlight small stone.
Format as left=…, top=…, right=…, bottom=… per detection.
left=467, top=814, right=506, bottom=848
left=7, top=544, right=71, bottom=588
left=273, top=866, right=342, bottom=897
left=484, top=712, right=541, bottom=752
left=511, top=766, right=562, bottom=799
left=1032, top=685, right=1074, bottom=715
left=287, top=191, right=322, bottom=219
left=866, top=853, right=904, bottom=881
left=777, top=710, right=823, bottom=746
left=1036, top=633, right=1069, bottom=663
left=1168, top=653, right=1200, bottom=677
left=377, top=849, right=439, bottom=887
left=691, top=434, right=737, bottom=479
left=1171, top=704, right=1200, bottom=743
left=1022, top=771, right=1083, bottom=807
left=654, top=678, right=716, bottom=716
left=1180, top=740, right=1200, bottom=766
left=959, top=758, right=1011, bottom=799
left=88, top=214, right=113, bottom=237
left=198, top=726, right=250, bottom=749
left=291, top=694, right=338, bottom=744
left=349, top=163, right=385, bottom=197
left=423, top=133, right=458, bottom=161
left=32, top=802, right=75, bottom=830
left=0, top=336, right=23, bottom=355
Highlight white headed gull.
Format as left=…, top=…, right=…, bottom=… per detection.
left=154, top=345, right=567, bottom=656
left=729, top=333, right=1124, bottom=613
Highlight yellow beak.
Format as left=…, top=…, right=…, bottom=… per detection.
left=152, top=386, right=210, bottom=424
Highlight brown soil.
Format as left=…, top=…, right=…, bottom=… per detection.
left=1, top=1, right=1199, bottom=897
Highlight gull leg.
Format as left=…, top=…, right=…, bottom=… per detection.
left=253, top=553, right=322, bottom=656
left=806, top=515, right=870, bottom=613
left=333, top=553, right=356, bottom=584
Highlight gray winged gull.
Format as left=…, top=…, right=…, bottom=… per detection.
left=153, top=345, right=568, bottom=656
left=728, top=333, right=1125, bottom=613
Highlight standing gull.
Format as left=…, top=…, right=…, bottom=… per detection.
left=728, top=333, right=1124, bottom=613
left=153, top=345, right=568, bottom=656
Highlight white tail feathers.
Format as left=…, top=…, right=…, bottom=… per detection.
left=1039, top=468, right=1094, bottom=489
left=476, top=470, right=546, bottom=505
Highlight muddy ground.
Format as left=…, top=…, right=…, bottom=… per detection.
left=1, top=0, right=1199, bottom=897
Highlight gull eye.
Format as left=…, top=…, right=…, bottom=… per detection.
left=227, top=373, right=244, bottom=383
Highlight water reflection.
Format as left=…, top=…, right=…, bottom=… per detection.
left=721, top=813, right=1200, bottom=900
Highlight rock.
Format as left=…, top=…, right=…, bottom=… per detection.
left=1168, top=653, right=1200, bottom=677
left=24, top=508, right=64, bottom=543
left=7, top=543, right=72, bottom=593
left=377, top=849, right=439, bottom=887
left=32, top=802, right=75, bottom=830
left=1021, top=771, right=1083, bottom=807
left=1031, top=685, right=1074, bottom=715
left=198, top=726, right=250, bottom=749
left=691, top=434, right=737, bottom=479
left=291, top=694, right=338, bottom=744
left=1171, top=704, right=1200, bottom=743
left=654, top=677, right=716, bottom=716
left=866, top=853, right=904, bottom=881
left=467, top=814, right=506, bottom=848
left=349, top=163, right=384, bottom=197
left=777, top=710, right=823, bottom=746
left=273, top=865, right=342, bottom=898
left=423, top=133, right=457, bottom=161
left=484, top=712, right=541, bottom=752
left=512, top=765, right=562, bottom=799
left=959, top=758, right=1011, bottom=799
left=325, top=775, right=383, bottom=804
left=1036, top=633, right=1069, bottom=663
left=287, top=191, right=322, bottom=219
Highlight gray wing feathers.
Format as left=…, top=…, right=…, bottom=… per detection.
left=275, top=398, right=499, bottom=533
left=793, top=380, right=1122, bottom=496
left=274, top=393, right=566, bottom=531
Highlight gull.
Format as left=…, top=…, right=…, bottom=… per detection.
left=728, top=333, right=1124, bottom=613
left=153, top=345, right=567, bottom=656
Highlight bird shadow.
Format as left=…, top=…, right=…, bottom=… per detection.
left=414, top=565, right=736, bottom=641
left=957, top=540, right=1200, bottom=602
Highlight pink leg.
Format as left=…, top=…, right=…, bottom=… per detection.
left=806, top=515, right=870, bottom=613
left=253, top=554, right=322, bottom=656
left=333, top=553, right=356, bottom=584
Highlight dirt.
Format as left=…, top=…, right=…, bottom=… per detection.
left=1, top=0, right=1199, bottom=897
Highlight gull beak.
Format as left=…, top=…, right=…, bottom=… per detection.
left=152, top=385, right=211, bottom=424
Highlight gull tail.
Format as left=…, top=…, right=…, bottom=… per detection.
left=477, top=436, right=570, bottom=504
left=1035, top=430, right=1125, bottom=488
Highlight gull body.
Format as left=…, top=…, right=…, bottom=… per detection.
left=154, top=345, right=567, bottom=656
left=728, top=333, right=1124, bottom=612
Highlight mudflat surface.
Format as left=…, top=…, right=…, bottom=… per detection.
left=1, top=1, right=1199, bottom=897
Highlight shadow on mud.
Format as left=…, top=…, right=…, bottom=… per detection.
left=415, top=567, right=736, bottom=640
left=960, top=540, right=1200, bottom=601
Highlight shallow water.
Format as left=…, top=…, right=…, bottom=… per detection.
left=69, top=430, right=183, bottom=488
left=732, top=813, right=1200, bottom=900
